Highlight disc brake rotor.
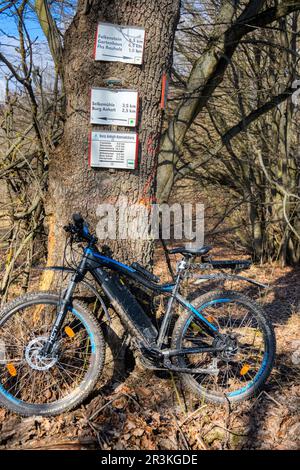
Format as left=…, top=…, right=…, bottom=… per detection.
left=25, top=336, right=58, bottom=371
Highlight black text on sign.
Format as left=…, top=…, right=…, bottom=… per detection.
left=90, top=88, right=138, bottom=127
left=94, top=22, right=145, bottom=65
left=89, top=131, right=138, bottom=169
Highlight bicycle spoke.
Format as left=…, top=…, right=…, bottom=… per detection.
left=180, top=298, right=267, bottom=397
left=0, top=301, right=94, bottom=406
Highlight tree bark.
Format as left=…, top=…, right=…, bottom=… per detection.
left=44, top=0, right=180, bottom=277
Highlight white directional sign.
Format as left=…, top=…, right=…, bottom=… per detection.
left=94, top=22, right=145, bottom=64
left=89, top=131, right=138, bottom=169
left=90, top=88, right=138, bottom=127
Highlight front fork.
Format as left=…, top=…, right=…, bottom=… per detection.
left=43, top=256, right=87, bottom=355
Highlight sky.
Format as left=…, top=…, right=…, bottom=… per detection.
left=0, top=2, right=75, bottom=102
left=0, top=5, right=46, bottom=100
left=1, top=4, right=44, bottom=35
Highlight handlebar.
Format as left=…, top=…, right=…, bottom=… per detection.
left=73, top=213, right=84, bottom=228
left=64, top=213, right=98, bottom=245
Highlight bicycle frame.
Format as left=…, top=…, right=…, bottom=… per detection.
left=44, top=245, right=222, bottom=362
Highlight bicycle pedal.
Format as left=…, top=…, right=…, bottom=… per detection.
left=137, top=342, right=165, bottom=368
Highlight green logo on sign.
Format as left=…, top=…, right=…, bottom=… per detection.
left=129, top=119, right=135, bottom=125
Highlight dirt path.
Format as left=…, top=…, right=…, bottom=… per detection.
left=0, top=259, right=299, bottom=450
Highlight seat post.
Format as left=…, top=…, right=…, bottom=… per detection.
left=176, top=256, right=188, bottom=274
left=156, top=257, right=187, bottom=348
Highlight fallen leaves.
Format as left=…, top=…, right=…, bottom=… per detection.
left=0, top=265, right=299, bottom=450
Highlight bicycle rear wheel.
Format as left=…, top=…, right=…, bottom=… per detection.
left=0, top=292, right=105, bottom=416
left=171, top=290, right=276, bottom=403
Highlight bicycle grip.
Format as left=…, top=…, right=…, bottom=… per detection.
left=72, top=213, right=84, bottom=227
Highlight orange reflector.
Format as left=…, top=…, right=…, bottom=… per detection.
left=240, top=365, right=250, bottom=376
left=65, top=326, right=75, bottom=338
left=206, top=316, right=214, bottom=323
left=139, top=198, right=147, bottom=206
left=6, top=363, right=17, bottom=377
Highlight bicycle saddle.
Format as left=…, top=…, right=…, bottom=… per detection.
left=168, top=245, right=212, bottom=256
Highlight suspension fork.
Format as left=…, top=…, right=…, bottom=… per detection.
left=43, top=255, right=88, bottom=355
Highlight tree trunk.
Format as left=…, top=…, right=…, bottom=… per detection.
left=44, top=0, right=180, bottom=276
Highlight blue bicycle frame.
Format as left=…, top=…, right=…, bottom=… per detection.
left=43, top=243, right=222, bottom=369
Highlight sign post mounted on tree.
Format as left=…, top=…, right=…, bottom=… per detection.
left=89, top=131, right=138, bottom=169
left=94, top=22, right=145, bottom=64
left=90, top=87, right=138, bottom=127
left=90, top=20, right=141, bottom=170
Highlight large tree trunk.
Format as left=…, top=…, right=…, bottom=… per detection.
left=44, top=0, right=180, bottom=275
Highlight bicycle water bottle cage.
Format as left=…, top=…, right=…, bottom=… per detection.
left=131, top=262, right=160, bottom=284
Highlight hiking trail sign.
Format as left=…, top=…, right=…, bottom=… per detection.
left=90, top=88, right=138, bottom=127
left=89, top=131, right=138, bottom=169
left=94, top=22, right=145, bottom=64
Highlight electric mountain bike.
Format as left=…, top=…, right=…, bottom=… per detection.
left=0, top=214, right=276, bottom=416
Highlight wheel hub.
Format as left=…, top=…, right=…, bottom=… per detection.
left=214, top=334, right=238, bottom=360
left=25, top=336, right=58, bottom=371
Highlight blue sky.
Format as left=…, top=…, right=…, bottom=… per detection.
left=0, top=4, right=46, bottom=40
left=0, top=1, right=76, bottom=98
left=0, top=5, right=52, bottom=100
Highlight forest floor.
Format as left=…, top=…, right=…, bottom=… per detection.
left=0, top=245, right=299, bottom=450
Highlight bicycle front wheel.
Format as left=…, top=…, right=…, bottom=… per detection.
left=0, top=292, right=105, bottom=416
left=171, top=290, right=276, bottom=403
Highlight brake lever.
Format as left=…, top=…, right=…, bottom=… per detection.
left=64, top=224, right=78, bottom=234
left=63, top=225, right=77, bottom=247
left=64, top=224, right=73, bottom=233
